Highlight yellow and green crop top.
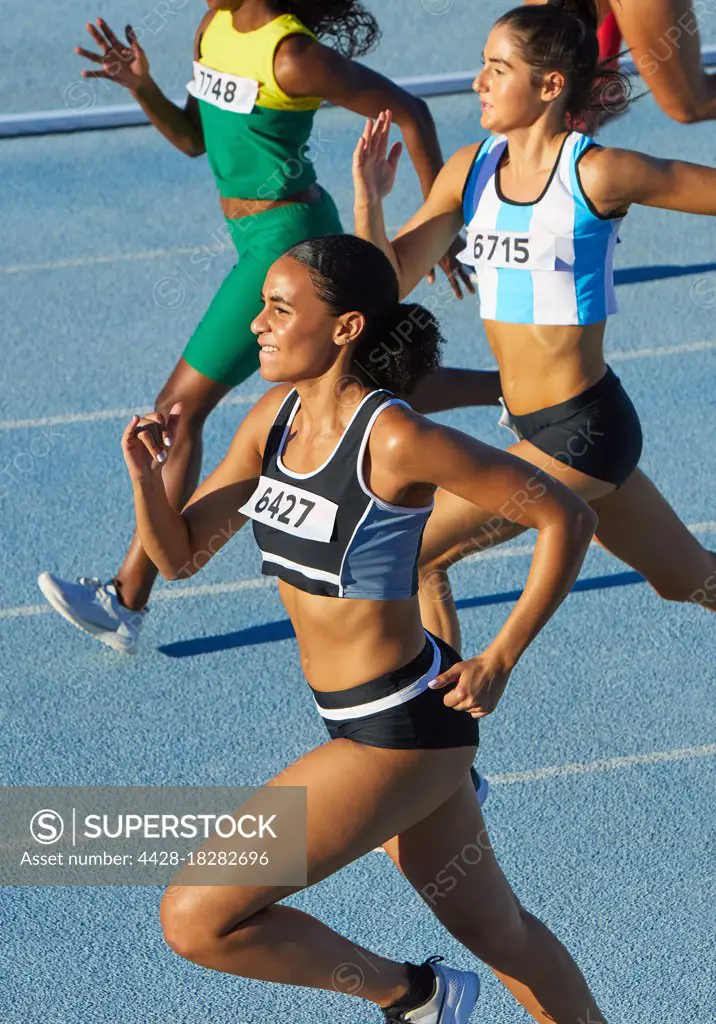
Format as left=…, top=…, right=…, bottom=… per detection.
left=187, top=12, right=322, bottom=200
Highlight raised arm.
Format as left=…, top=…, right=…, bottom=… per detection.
left=353, top=112, right=478, bottom=299
left=580, top=146, right=716, bottom=216
left=76, top=15, right=206, bottom=157
left=273, top=36, right=443, bottom=202
left=370, top=407, right=597, bottom=715
left=121, top=388, right=289, bottom=581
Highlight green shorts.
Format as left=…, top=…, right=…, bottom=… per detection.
left=182, top=187, right=343, bottom=388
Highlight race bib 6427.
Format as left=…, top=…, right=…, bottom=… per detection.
left=240, top=476, right=338, bottom=543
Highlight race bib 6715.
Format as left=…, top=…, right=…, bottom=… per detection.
left=458, top=228, right=557, bottom=271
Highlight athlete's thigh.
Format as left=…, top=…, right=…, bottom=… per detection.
left=181, top=258, right=263, bottom=389
left=163, top=739, right=475, bottom=935
left=591, top=467, right=711, bottom=585
left=420, top=439, right=614, bottom=567
left=384, top=774, right=521, bottom=938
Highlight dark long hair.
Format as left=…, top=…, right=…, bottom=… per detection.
left=497, top=0, right=631, bottom=124
left=286, top=235, right=444, bottom=396
left=274, top=1, right=380, bottom=57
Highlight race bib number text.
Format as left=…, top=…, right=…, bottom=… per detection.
left=186, top=61, right=259, bottom=113
left=459, top=228, right=556, bottom=271
left=240, top=476, right=338, bottom=543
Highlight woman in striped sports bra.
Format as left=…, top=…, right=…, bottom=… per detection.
left=354, top=0, right=716, bottom=655
left=124, top=233, right=606, bottom=1024
left=39, top=0, right=474, bottom=654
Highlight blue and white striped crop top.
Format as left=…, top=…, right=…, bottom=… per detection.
left=458, top=131, right=624, bottom=326
left=240, top=388, right=433, bottom=599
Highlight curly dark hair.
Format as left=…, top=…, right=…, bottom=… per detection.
left=497, top=0, right=632, bottom=125
left=274, top=0, right=381, bottom=57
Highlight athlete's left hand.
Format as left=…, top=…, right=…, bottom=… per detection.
left=428, top=652, right=512, bottom=718
left=427, top=236, right=476, bottom=300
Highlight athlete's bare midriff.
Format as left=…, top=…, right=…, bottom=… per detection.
left=485, top=319, right=609, bottom=415
left=220, top=183, right=323, bottom=220
left=277, top=581, right=428, bottom=692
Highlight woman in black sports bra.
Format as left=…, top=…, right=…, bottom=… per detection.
left=122, top=234, right=607, bottom=1023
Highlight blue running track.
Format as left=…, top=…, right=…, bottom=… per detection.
left=1, top=3, right=715, bottom=1021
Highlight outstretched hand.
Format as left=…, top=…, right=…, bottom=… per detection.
left=353, top=109, right=476, bottom=298
left=76, top=18, right=151, bottom=93
left=121, top=404, right=182, bottom=483
left=353, top=109, right=403, bottom=207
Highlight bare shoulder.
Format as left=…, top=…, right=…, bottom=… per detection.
left=578, top=144, right=629, bottom=181
left=367, top=401, right=436, bottom=467
left=451, top=140, right=485, bottom=169
left=578, top=145, right=639, bottom=212
left=427, top=141, right=487, bottom=207
left=274, top=31, right=320, bottom=64
left=446, top=140, right=484, bottom=183
left=273, top=32, right=327, bottom=94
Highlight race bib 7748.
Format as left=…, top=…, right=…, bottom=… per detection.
left=186, top=61, right=259, bottom=114
left=240, top=476, right=338, bottom=543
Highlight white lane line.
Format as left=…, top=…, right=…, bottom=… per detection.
left=466, top=543, right=535, bottom=563
left=0, top=392, right=264, bottom=431
left=0, top=576, right=274, bottom=621
left=4, top=48, right=716, bottom=139
left=2, top=339, right=715, bottom=434
left=609, top=339, right=716, bottom=361
left=0, top=742, right=709, bottom=855
left=3, top=522, right=714, bottom=623
left=488, top=743, right=716, bottom=786
left=153, top=576, right=275, bottom=601
left=0, top=246, right=224, bottom=276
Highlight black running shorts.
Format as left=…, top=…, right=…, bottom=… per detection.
left=310, top=632, right=480, bottom=751
left=500, top=366, right=642, bottom=487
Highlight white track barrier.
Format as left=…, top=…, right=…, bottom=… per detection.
left=2, top=47, right=716, bottom=139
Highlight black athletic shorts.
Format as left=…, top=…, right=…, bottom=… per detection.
left=500, top=366, right=642, bottom=487
left=309, top=632, right=479, bottom=751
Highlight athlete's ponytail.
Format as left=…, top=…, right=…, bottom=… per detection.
left=497, top=1, right=631, bottom=125
left=356, top=301, right=444, bottom=395
left=547, top=0, right=598, bottom=30
left=286, top=234, right=444, bottom=396
left=276, top=1, right=380, bottom=58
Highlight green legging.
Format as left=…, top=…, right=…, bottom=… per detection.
left=182, top=187, right=343, bottom=388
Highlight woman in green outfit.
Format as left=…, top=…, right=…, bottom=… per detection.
left=39, top=0, right=472, bottom=653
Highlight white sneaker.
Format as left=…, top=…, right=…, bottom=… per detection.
left=37, top=572, right=146, bottom=654
left=373, top=769, right=488, bottom=854
left=383, top=958, right=480, bottom=1022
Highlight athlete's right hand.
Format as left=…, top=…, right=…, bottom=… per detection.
left=76, top=18, right=151, bottom=93
left=121, top=405, right=181, bottom=483
left=353, top=110, right=403, bottom=207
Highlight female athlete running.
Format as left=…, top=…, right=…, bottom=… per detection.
left=123, top=232, right=606, bottom=1024
left=354, top=0, right=716, bottom=655
left=38, top=0, right=472, bottom=653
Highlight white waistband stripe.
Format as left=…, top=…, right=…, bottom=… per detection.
left=315, top=635, right=441, bottom=721
left=260, top=551, right=340, bottom=586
